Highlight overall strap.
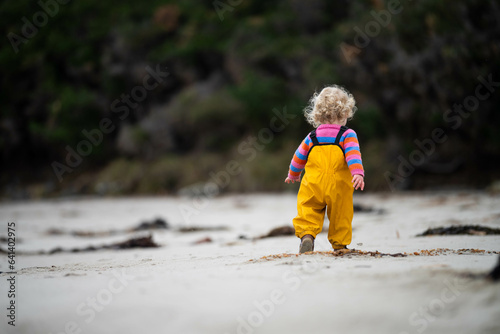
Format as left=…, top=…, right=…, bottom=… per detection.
left=334, top=126, right=349, bottom=145
left=309, top=129, right=319, bottom=145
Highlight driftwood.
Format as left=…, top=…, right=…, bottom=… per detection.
left=258, top=226, right=295, bottom=239
left=0, top=235, right=159, bottom=256
left=46, top=218, right=169, bottom=237
left=417, top=225, right=500, bottom=236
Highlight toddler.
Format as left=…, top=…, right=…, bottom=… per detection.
left=285, top=85, right=365, bottom=253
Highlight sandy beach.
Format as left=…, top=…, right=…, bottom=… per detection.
left=1, top=191, right=499, bottom=334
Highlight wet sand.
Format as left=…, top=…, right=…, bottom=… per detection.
left=1, top=191, right=499, bottom=334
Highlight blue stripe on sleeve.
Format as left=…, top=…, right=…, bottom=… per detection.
left=344, top=131, right=357, bottom=138
left=341, top=131, right=358, bottom=143
left=344, top=146, right=360, bottom=154
left=295, top=150, right=307, bottom=161
left=347, top=158, right=362, bottom=165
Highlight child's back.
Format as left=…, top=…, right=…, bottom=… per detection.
left=285, top=86, right=365, bottom=253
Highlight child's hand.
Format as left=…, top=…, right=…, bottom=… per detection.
left=285, top=176, right=300, bottom=184
left=352, top=174, right=365, bottom=191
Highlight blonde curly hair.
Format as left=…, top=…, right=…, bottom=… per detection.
left=304, top=85, right=357, bottom=128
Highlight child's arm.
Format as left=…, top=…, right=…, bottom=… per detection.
left=284, top=135, right=312, bottom=183
left=341, top=129, right=364, bottom=177
left=341, top=129, right=365, bottom=191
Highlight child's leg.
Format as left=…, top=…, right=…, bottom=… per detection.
left=326, top=170, right=354, bottom=249
left=326, top=197, right=353, bottom=249
left=293, top=175, right=326, bottom=240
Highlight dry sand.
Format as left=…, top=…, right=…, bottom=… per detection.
left=1, top=191, right=499, bottom=334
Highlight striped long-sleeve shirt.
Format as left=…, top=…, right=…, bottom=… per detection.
left=287, top=124, right=364, bottom=180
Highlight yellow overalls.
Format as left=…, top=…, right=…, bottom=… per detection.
left=293, top=128, right=354, bottom=250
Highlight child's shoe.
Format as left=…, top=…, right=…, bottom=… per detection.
left=299, top=235, right=314, bottom=253
left=333, top=245, right=347, bottom=252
